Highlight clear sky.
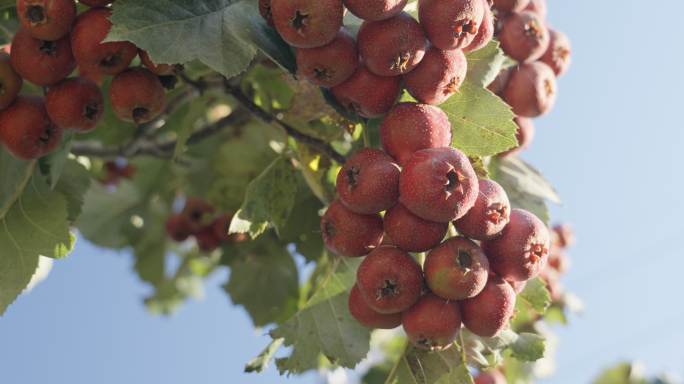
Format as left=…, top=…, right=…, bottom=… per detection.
left=2, top=1, right=684, bottom=384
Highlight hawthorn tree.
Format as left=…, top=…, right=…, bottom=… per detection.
left=0, top=0, right=581, bottom=383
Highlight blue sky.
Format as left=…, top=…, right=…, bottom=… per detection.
left=2, top=0, right=684, bottom=383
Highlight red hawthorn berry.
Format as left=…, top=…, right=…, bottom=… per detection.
left=463, top=0, right=495, bottom=52
left=402, top=294, right=462, bottom=350
left=180, top=197, right=215, bottom=233
left=552, top=222, right=576, bottom=248
left=330, top=61, right=401, bottom=118
left=321, top=199, right=384, bottom=257
left=498, top=117, right=535, bottom=157
left=539, top=28, right=572, bottom=77
left=523, top=0, right=547, bottom=19
left=383, top=202, right=448, bottom=253
left=17, top=0, right=76, bottom=41
left=424, top=236, right=490, bottom=300
left=401, top=45, right=468, bottom=106
left=499, top=11, right=550, bottom=63
left=419, top=0, right=485, bottom=51
left=271, top=0, right=344, bottom=48
left=196, top=226, right=221, bottom=253
left=503, top=61, right=557, bottom=118
left=46, top=77, right=105, bottom=133
left=0, top=95, right=62, bottom=159
left=507, top=280, right=526, bottom=295
left=0, top=52, right=22, bottom=110
left=109, top=67, right=166, bottom=124
left=341, top=0, right=408, bottom=21
left=295, top=27, right=358, bottom=88
left=10, top=27, right=76, bottom=87
left=460, top=273, right=516, bottom=337
left=348, top=283, right=403, bottom=329
left=165, top=214, right=193, bottom=242
left=453, top=178, right=511, bottom=241
left=259, top=0, right=276, bottom=28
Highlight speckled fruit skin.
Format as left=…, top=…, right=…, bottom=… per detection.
left=10, top=28, right=76, bottom=87
left=0, top=95, right=62, bottom=159
left=336, top=147, right=401, bottom=214
left=503, top=61, right=557, bottom=118
left=473, top=369, right=508, bottom=384
left=356, top=245, right=424, bottom=314
left=498, top=117, right=535, bottom=156
left=524, top=0, right=547, bottom=19
left=271, top=0, right=344, bottom=48
left=140, top=50, right=184, bottom=77
left=460, top=273, right=516, bottom=337
left=330, top=61, right=401, bottom=118
left=419, top=0, right=485, bottom=51
left=79, top=0, right=112, bottom=6
left=17, top=0, right=76, bottom=41
left=380, top=102, right=452, bottom=166
left=0, top=53, right=22, bottom=110
left=482, top=208, right=550, bottom=281
left=463, top=0, right=494, bottom=52
left=357, top=11, right=427, bottom=76
left=110, top=67, right=166, bottom=124
left=453, top=179, right=510, bottom=240
left=349, top=284, right=403, bottom=329
left=181, top=196, right=215, bottom=233
left=499, top=11, right=550, bottom=63
left=71, top=7, right=139, bottom=76
left=46, top=77, right=104, bottom=133
left=383, top=202, right=448, bottom=253
left=342, top=0, right=407, bottom=21
left=196, top=226, right=221, bottom=253
left=165, top=214, right=193, bottom=242
left=491, top=0, right=530, bottom=15
left=540, top=29, right=572, bottom=77
left=399, top=147, right=478, bottom=223
left=259, top=0, right=276, bottom=28
left=424, top=236, right=489, bottom=300
left=402, top=45, right=467, bottom=105
left=486, top=66, right=512, bottom=96
left=321, top=199, right=384, bottom=257
left=296, top=28, right=358, bottom=88
left=507, top=280, right=526, bottom=295
left=402, top=294, right=462, bottom=350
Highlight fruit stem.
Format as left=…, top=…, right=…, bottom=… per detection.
left=458, top=331, right=466, bottom=361
left=383, top=340, right=410, bottom=384
left=361, top=121, right=371, bottom=148
left=418, top=252, right=425, bottom=267
left=449, top=224, right=457, bottom=237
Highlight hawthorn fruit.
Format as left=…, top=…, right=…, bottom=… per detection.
left=401, top=45, right=468, bottom=105
left=271, top=0, right=344, bottom=48
left=463, top=0, right=495, bottom=52
left=165, top=214, right=193, bottom=242
left=348, top=284, right=403, bottom=329
left=499, top=11, right=550, bottom=63
left=460, top=273, right=516, bottom=337
left=342, top=0, right=408, bottom=21
left=453, top=178, right=511, bottom=241
left=402, top=294, right=462, bottom=350
left=503, top=61, right=557, bottom=117
left=383, top=202, right=448, bottom=253
left=10, top=28, right=76, bottom=87
left=540, top=28, right=572, bottom=77
left=330, top=61, right=401, bottom=118
left=0, top=52, right=22, bottom=110
left=46, top=77, right=105, bottom=133
left=0, top=95, right=62, bottom=159
left=419, top=0, right=485, bottom=51
left=109, top=67, right=166, bottom=124
left=295, top=27, right=358, bottom=88
left=17, top=0, right=76, bottom=41
left=321, top=199, right=384, bottom=257
left=424, top=236, right=490, bottom=300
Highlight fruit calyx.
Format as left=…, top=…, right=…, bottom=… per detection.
left=289, top=10, right=309, bottom=36
left=24, top=4, right=46, bottom=25
left=445, top=169, right=467, bottom=194
left=346, top=166, right=360, bottom=187
left=419, top=337, right=447, bottom=351
left=391, top=52, right=411, bottom=72
left=84, top=104, right=99, bottom=120
left=260, top=1, right=273, bottom=23
left=313, top=67, right=332, bottom=82
left=524, top=21, right=542, bottom=37
left=39, top=126, right=56, bottom=145
left=132, top=106, right=150, bottom=124
left=445, top=77, right=462, bottom=95
left=39, top=40, right=58, bottom=55
left=100, top=54, right=121, bottom=69
left=489, top=202, right=509, bottom=223
left=456, top=19, right=478, bottom=36
left=377, top=279, right=400, bottom=300
left=530, top=243, right=548, bottom=262
left=455, top=249, right=475, bottom=275
left=544, top=78, right=555, bottom=95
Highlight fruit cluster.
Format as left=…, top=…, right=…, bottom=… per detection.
left=164, top=197, right=247, bottom=254
left=0, top=0, right=183, bottom=160
left=488, top=0, right=571, bottom=155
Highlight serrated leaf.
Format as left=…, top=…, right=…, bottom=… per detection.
left=107, top=0, right=296, bottom=79
left=468, top=156, right=489, bottom=178
left=229, top=156, right=297, bottom=238
left=245, top=338, right=285, bottom=373
left=461, top=329, right=545, bottom=369
left=464, top=40, right=507, bottom=87
left=53, top=159, right=92, bottom=222
left=385, top=342, right=473, bottom=384
left=518, top=276, right=551, bottom=314
left=279, top=188, right=326, bottom=263
left=270, top=256, right=370, bottom=375
left=39, top=131, right=75, bottom=189
left=0, top=165, right=75, bottom=315
left=439, top=81, right=518, bottom=157
left=223, top=232, right=299, bottom=326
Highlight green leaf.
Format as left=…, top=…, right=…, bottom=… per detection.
left=224, top=232, right=299, bottom=326
left=229, top=156, right=298, bottom=238
left=297, top=144, right=335, bottom=205
left=385, top=343, right=473, bottom=384
left=518, top=276, right=552, bottom=314
left=39, top=131, right=75, bottom=189
left=279, top=186, right=326, bottom=263
left=0, top=151, right=35, bottom=216
left=464, top=40, right=507, bottom=88
left=0, top=166, right=75, bottom=315
left=461, top=329, right=545, bottom=369
left=593, top=362, right=651, bottom=384
left=468, top=156, right=489, bottom=178
left=0, top=8, right=20, bottom=45
left=107, top=0, right=297, bottom=79
left=132, top=200, right=169, bottom=285
left=270, top=256, right=371, bottom=375
left=438, top=81, right=518, bottom=158
left=53, top=159, right=92, bottom=222
left=488, top=156, right=561, bottom=225
left=343, top=12, right=364, bottom=39
left=173, top=95, right=211, bottom=159
left=245, top=338, right=285, bottom=373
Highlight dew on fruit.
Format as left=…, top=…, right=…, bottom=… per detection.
left=26, top=5, right=46, bottom=24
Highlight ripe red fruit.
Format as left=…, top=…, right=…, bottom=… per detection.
left=71, top=7, right=139, bottom=76
left=402, top=294, right=462, bottom=350
left=348, top=284, right=403, bottom=329
left=524, top=0, right=547, bottom=19
left=402, top=45, right=467, bottom=105
left=10, top=28, right=76, bottom=87
left=499, top=11, right=550, bottom=63
left=473, top=369, right=508, bottom=384
left=195, top=226, right=221, bottom=253
left=330, top=61, right=401, bottom=118
left=321, top=199, right=384, bottom=257
left=46, top=77, right=105, bottom=133
left=356, top=245, right=424, bottom=314
left=271, top=0, right=344, bottom=48
left=507, top=280, right=526, bottom=295
left=0, top=95, right=62, bottom=159
left=453, top=179, right=510, bottom=240
left=399, top=147, right=479, bottom=223
left=552, top=222, right=576, bottom=248
left=383, top=202, right=448, bottom=253
left=139, top=50, right=184, bottom=77
left=498, top=117, right=535, bottom=156
left=503, top=61, right=557, bottom=117
left=380, top=103, right=452, bottom=166
left=17, top=0, right=76, bottom=41
left=336, top=147, right=400, bottom=214
left=110, top=67, right=166, bottom=124
left=180, top=196, right=215, bottom=233
left=486, top=66, right=512, bottom=96
left=539, top=29, right=572, bottom=77
left=463, top=0, right=494, bottom=52
left=165, top=214, right=193, bottom=242
left=482, top=209, right=550, bottom=281
left=547, top=248, right=571, bottom=274
left=460, top=273, right=516, bottom=337
left=0, top=52, right=22, bottom=110
left=295, top=27, right=358, bottom=88
left=419, top=0, right=485, bottom=51
left=491, top=0, right=530, bottom=15
left=424, top=236, right=489, bottom=300
left=79, top=0, right=112, bottom=6
left=259, top=0, right=276, bottom=28
left=357, top=11, right=427, bottom=76
left=342, top=0, right=407, bottom=21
